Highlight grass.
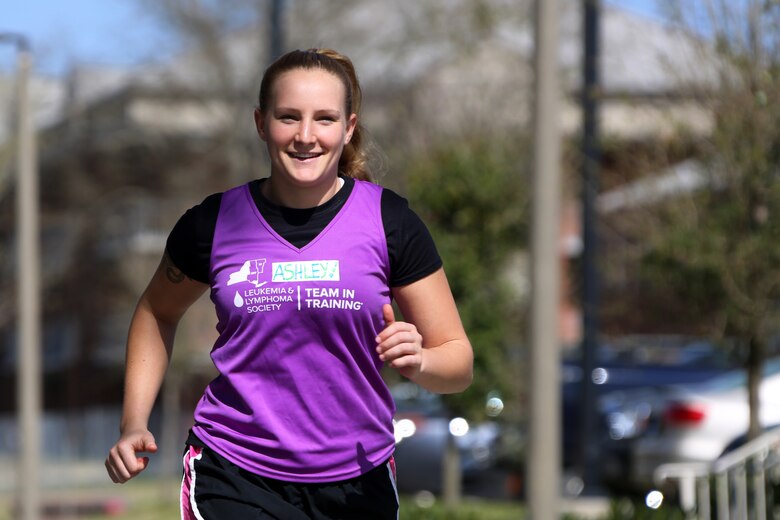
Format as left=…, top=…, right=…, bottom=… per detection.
left=0, top=478, right=687, bottom=519
left=399, top=496, right=523, bottom=520
left=0, top=479, right=180, bottom=520
left=87, top=496, right=524, bottom=520
left=1, top=479, right=524, bottom=519
left=86, top=486, right=525, bottom=519
left=86, top=495, right=687, bottom=520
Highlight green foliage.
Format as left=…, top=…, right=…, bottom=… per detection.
left=399, top=497, right=523, bottom=520
left=639, top=117, right=780, bottom=342
left=633, top=8, right=780, bottom=438
left=402, top=138, right=530, bottom=418
left=636, top=17, right=780, bottom=345
left=595, top=498, right=686, bottom=520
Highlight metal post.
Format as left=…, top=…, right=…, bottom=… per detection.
left=528, top=0, right=562, bottom=518
left=442, top=431, right=461, bottom=508
left=716, top=472, right=730, bottom=520
left=754, top=453, right=767, bottom=520
left=698, top=476, right=712, bottom=520
left=2, top=32, right=42, bottom=520
left=580, top=0, right=602, bottom=491
left=268, top=0, right=285, bottom=62
left=736, top=465, right=747, bottom=519
left=679, top=473, right=697, bottom=515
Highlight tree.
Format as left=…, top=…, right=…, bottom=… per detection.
left=639, top=0, right=780, bottom=440
left=138, top=0, right=271, bottom=187
left=402, top=137, right=530, bottom=419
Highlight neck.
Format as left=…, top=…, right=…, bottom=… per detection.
left=262, top=175, right=344, bottom=209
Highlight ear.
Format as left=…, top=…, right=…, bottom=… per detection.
left=254, top=108, right=267, bottom=141
left=344, top=113, right=358, bottom=144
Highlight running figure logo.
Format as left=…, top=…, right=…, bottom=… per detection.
left=227, top=259, right=267, bottom=288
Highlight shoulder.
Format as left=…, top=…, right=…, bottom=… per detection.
left=166, top=191, right=224, bottom=284
left=379, top=186, right=413, bottom=221
left=378, top=186, right=443, bottom=287
left=172, top=191, right=222, bottom=235
left=184, top=181, right=259, bottom=220
left=351, top=179, right=409, bottom=219
left=196, top=191, right=224, bottom=214
left=177, top=191, right=223, bottom=231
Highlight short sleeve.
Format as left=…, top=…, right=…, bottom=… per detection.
left=165, top=192, right=222, bottom=284
left=381, top=189, right=442, bottom=287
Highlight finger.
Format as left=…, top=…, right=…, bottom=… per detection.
left=376, top=332, right=405, bottom=357
left=118, top=444, right=145, bottom=476
left=390, top=358, right=420, bottom=372
left=387, top=349, right=423, bottom=380
left=380, top=337, right=421, bottom=362
left=107, top=451, right=131, bottom=483
left=382, top=303, right=395, bottom=327
left=133, top=437, right=156, bottom=472
left=378, top=326, right=421, bottom=356
left=385, top=348, right=415, bottom=366
left=105, top=459, right=121, bottom=483
left=134, top=431, right=158, bottom=453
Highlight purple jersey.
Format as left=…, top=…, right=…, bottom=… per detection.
left=191, top=180, right=396, bottom=482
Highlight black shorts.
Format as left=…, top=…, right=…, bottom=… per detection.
left=180, top=440, right=399, bottom=520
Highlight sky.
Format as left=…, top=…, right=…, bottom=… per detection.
left=0, top=0, right=172, bottom=76
left=0, top=0, right=665, bottom=77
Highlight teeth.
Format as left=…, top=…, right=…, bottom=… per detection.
left=290, top=153, right=319, bottom=159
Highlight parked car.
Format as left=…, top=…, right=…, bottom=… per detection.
left=629, top=356, right=780, bottom=490
left=390, top=383, right=503, bottom=497
left=562, top=337, right=734, bottom=473
left=598, top=385, right=676, bottom=494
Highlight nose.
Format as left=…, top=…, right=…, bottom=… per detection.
left=295, top=120, right=316, bottom=144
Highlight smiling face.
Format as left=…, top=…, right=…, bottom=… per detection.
left=255, top=68, right=357, bottom=207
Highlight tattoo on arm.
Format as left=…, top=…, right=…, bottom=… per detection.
left=162, top=251, right=186, bottom=284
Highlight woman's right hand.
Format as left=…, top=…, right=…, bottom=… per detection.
left=105, top=428, right=158, bottom=483
left=105, top=251, right=206, bottom=484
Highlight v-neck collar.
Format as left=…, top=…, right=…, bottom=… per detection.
left=247, top=176, right=355, bottom=251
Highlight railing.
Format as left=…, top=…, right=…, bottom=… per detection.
left=653, top=427, right=780, bottom=519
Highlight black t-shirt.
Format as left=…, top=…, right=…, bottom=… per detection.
left=166, top=176, right=442, bottom=287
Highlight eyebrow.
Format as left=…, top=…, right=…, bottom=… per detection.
left=274, top=107, right=343, bottom=117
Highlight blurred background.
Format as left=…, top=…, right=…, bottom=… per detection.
left=3, top=0, right=780, bottom=518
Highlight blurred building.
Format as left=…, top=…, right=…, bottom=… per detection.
left=0, top=0, right=721, bottom=459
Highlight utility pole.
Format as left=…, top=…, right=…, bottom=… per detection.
left=528, top=0, right=562, bottom=518
left=1, top=32, right=41, bottom=520
left=268, top=0, right=285, bottom=63
left=580, top=0, right=602, bottom=492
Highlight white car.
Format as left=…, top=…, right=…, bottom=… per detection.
left=631, top=356, right=780, bottom=489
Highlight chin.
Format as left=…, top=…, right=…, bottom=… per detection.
left=282, top=166, right=337, bottom=184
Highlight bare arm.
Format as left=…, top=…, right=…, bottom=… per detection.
left=376, top=267, right=473, bottom=394
left=105, top=251, right=208, bottom=483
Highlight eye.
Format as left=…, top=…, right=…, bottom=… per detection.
left=277, top=114, right=298, bottom=123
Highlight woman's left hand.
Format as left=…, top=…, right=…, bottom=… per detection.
left=376, top=303, right=424, bottom=380
left=380, top=268, right=472, bottom=394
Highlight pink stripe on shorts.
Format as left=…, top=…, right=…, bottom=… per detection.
left=180, top=445, right=204, bottom=520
